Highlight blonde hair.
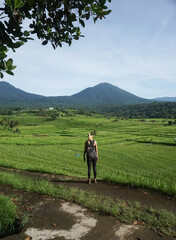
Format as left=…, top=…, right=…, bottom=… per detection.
left=88, top=133, right=94, bottom=140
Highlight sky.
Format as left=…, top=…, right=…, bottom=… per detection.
left=1, top=0, right=176, bottom=98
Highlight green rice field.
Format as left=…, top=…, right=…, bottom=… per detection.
left=0, top=112, right=176, bottom=196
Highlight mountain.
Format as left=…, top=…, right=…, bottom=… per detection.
left=153, top=97, right=176, bottom=102
left=0, top=81, right=149, bottom=108
left=0, top=81, right=72, bottom=108
left=71, top=83, right=148, bottom=105
left=0, top=81, right=44, bottom=101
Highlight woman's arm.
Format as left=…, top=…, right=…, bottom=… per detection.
left=83, top=141, right=87, bottom=161
left=95, top=141, right=98, bottom=160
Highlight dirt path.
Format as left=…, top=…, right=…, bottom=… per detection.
left=1, top=167, right=175, bottom=215
left=0, top=167, right=176, bottom=240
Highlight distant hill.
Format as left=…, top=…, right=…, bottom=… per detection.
left=0, top=81, right=149, bottom=108
left=71, top=83, right=148, bottom=105
left=0, top=81, right=46, bottom=108
left=0, top=81, right=44, bottom=101
left=153, top=97, right=176, bottom=102
left=0, top=81, right=71, bottom=108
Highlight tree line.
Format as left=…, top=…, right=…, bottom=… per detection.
left=97, top=102, right=176, bottom=119
left=0, top=101, right=176, bottom=119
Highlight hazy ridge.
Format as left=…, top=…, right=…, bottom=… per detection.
left=0, top=81, right=148, bottom=108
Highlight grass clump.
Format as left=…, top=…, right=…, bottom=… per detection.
left=0, top=171, right=175, bottom=237
left=0, top=194, right=17, bottom=237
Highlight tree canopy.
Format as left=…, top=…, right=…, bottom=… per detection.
left=0, top=0, right=111, bottom=78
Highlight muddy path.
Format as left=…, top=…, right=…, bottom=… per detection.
left=0, top=167, right=175, bottom=215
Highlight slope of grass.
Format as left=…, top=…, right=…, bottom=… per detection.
left=0, top=114, right=175, bottom=195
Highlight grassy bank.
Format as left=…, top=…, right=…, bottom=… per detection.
left=0, top=171, right=175, bottom=237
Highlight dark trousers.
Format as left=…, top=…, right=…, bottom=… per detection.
left=87, top=158, right=97, bottom=179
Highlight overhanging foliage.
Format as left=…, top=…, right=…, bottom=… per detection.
left=0, top=0, right=111, bottom=78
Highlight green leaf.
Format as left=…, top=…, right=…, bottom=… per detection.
left=14, top=0, right=24, bottom=9
left=37, top=7, right=44, bottom=20
left=86, top=12, right=90, bottom=20
left=100, top=0, right=106, bottom=5
left=24, top=31, right=30, bottom=36
left=0, top=22, right=5, bottom=36
left=26, top=0, right=34, bottom=6
left=5, top=0, right=11, bottom=7
left=79, top=19, right=85, bottom=28
left=11, top=65, right=16, bottom=70
left=12, top=41, right=24, bottom=48
left=6, top=59, right=13, bottom=69
left=42, top=40, right=48, bottom=46
left=14, top=0, right=21, bottom=7
left=85, top=6, right=90, bottom=12
left=6, top=70, right=14, bottom=76
left=51, top=43, right=56, bottom=49
left=0, top=52, right=7, bottom=59
left=103, top=10, right=112, bottom=16
left=17, top=2, right=25, bottom=9
left=0, top=60, right=6, bottom=70
left=0, top=46, right=7, bottom=52
left=76, top=27, right=81, bottom=35
left=0, top=72, right=4, bottom=78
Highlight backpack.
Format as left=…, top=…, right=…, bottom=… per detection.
left=87, top=140, right=97, bottom=160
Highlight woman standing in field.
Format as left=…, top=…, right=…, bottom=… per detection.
left=83, top=133, right=98, bottom=184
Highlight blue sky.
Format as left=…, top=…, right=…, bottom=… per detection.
left=2, top=0, right=176, bottom=98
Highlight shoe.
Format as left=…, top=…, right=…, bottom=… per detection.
left=94, top=179, right=97, bottom=183
left=88, top=179, right=91, bottom=184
